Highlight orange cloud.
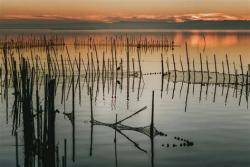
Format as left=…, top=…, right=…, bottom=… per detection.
left=176, top=13, right=241, bottom=22
left=1, top=13, right=249, bottom=22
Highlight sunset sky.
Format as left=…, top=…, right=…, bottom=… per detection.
left=1, top=0, right=250, bottom=22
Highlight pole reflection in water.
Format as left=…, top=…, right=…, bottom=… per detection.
left=1, top=31, right=250, bottom=167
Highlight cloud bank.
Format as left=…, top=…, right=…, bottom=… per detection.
left=1, top=13, right=249, bottom=22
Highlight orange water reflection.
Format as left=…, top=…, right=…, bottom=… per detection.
left=0, top=30, right=250, bottom=67
left=174, top=32, right=239, bottom=48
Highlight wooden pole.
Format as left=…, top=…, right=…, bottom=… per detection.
left=214, top=54, right=218, bottom=83
left=200, top=53, right=203, bottom=82
left=172, top=54, right=176, bottom=79
left=90, top=87, right=93, bottom=122
left=150, top=91, right=154, bottom=138
left=185, top=42, right=190, bottom=82
left=240, top=55, right=244, bottom=83
left=226, top=54, right=230, bottom=82
left=161, top=54, right=164, bottom=76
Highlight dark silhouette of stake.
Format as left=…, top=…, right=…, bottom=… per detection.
left=185, top=43, right=190, bottom=82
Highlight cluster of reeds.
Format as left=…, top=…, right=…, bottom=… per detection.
left=160, top=43, right=250, bottom=111
left=73, top=34, right=176, bottom=49
left=1, top=34, right=65, bottom=50
left=1, top=36, right=146, bottom=110
left=0, top=36, right=214, bottom=167
left=4, top=41, right=68, bottom=166
left=1, top=37, right=146, bottom=166
left=163, top=43, right=250, bottom=86
left=0, top=34, right=176, bottom=54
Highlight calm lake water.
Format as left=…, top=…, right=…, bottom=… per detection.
left=0, top=29, right=250, bottom=167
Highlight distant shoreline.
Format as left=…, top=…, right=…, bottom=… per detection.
left=0, top=28, right=250, bottom=30
left=0, top=20, right=249, bottom=30
left=0, top=29, right=250, bottom=33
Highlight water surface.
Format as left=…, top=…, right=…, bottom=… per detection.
left=0, top=29, right=250, bottom=167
